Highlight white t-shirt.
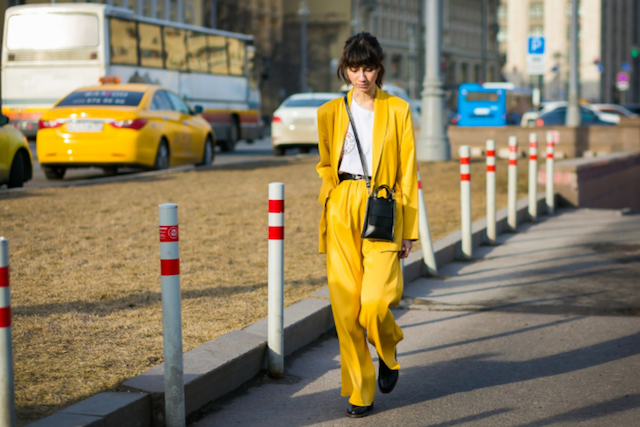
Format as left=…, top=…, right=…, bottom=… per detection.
left=339, top=97, right=374, bottom=176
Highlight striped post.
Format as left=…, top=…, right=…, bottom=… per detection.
left=158, top=204, right=185, bottom=427
left=507, top=136, right=518, bottom=231
left=268, top=183, right=284, bottom=378
left=528, top=133, right=538, bottom=222
left=546, top=132, right=555, bottom=214
left=417, top=171, right=438, bottom=276
left=460, top=146, right=472, bottom=259
left=0, top=238, right=15, bottom=427
left=486, top=140, right=496, bottom=244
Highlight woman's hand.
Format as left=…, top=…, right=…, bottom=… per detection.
left=399, top=239, right=412, bottom=259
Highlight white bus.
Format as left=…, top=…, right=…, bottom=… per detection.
left=2, top=3, right=261, bottom=151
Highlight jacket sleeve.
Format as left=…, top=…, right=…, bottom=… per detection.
left=316, top=107, right=335, bottom=206
left=398, top=103, right=419, bottom=240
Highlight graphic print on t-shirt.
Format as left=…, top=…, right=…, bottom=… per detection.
left=343, top=129, right=356, bottom=155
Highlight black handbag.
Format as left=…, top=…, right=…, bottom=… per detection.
left=343, top=96, right=395, bottom=242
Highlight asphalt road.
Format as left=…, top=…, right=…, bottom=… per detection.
left=7, top=137, right=314, bottom=191
left=190, top=208, right=640, bottom=426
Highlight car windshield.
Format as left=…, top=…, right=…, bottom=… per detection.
left=284, top=98, right=334, bottom=108
left=57, top=91, right=145, bottom=107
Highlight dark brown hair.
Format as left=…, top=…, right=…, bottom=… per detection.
left=337, top=32, right=385, bottom=88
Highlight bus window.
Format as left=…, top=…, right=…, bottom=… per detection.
left=207, top=35, right=228, bottom=75
left=227, top=38, right=245, bottom=76
left=164, top=27, right=186, bottom=71
left=138, top=23, right=163, bottom=68
left=465, top=92, right=499, bottom=102
left=110, top=19, right=138, bottom=65
left=247, top=46, right=257, bottom=90
left=7, top=13, right=99, bottom=50
left=186, top=31, right=209, bottom=73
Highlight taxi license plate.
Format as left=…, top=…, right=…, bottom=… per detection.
left=67, top=121, right=103, bottom=132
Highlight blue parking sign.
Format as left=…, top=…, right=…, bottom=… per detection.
left=528, top=37, right=545, bottom=54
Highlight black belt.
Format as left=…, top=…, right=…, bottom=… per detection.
left=339, top=173, right=371, bottom=182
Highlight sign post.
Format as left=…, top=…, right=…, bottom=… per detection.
left=527, top=37, right=545, bottom=76
left=616, top=71, right=630, bottom=104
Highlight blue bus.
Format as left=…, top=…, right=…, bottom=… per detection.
left=456, top=83, right=532, bottom=127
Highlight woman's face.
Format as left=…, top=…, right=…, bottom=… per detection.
left=347, top=66, right=379, bottom=94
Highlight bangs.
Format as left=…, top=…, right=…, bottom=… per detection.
left=342, top=44, right=382, bottom=70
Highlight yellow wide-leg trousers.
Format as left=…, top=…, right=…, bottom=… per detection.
left=325, top=180, right=404, bottom=407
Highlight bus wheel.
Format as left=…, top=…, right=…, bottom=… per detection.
left=221, top=118, right=239, bottom=152
left=43, top=166, right=66, bottom=181
left=8, top=151, right=25, bottom=188
left=153, top=140, right=170, bottom=170
left=198, top=136, right=215, bottom=166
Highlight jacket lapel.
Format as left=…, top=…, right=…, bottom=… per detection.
left=371, top=89, right=388, bottom=183
left=332, top=90, right=351, bottom=179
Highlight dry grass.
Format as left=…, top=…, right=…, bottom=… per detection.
left=0, top=157, right=531, bottom=425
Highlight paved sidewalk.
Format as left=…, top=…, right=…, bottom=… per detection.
left=191, top=209, right=640, bottom=426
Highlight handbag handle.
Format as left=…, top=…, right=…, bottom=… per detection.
left=373, top=184, right=393, bottom=200
left=343, top=95, right=371, bottom=193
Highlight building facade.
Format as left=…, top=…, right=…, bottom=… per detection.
left=498, top=0, right=603, bottom=102
left=600, top=0, right=640, bottom=104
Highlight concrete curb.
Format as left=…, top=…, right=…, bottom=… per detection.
left=26, top=193, right=549, bottom=427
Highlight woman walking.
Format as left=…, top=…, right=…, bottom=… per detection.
left=316, top=32, right=419, bottom=418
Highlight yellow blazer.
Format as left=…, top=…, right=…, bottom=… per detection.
left=316, top=88, right=419, bottom=253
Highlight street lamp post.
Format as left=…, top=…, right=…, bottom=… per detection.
left=566, top=0, right=581, bottom=126
left=417, top=0, right=451, bottom=162
left=298, top=1, right=310, bottom=93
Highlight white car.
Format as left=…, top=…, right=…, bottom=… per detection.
left=520, top=102, right=619, bottom=127
left=590, top=104, right=638, bottom=119
left=271, top=93, right=341, bottom=156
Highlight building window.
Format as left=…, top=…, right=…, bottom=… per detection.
left=391, top=54, right=402, bottom=78
left=529, top=25, right=544, bottom=37
left=528, top=2, right=544, bottom=19
left=497, top=28, right=508, bottom=43
left=497, top=4, right=507, bottom=20
left=565, top=1, right=582, bottom=17
left=461, top=62, right=468, bottom=82
left=473, top=64, right=480, bottom=82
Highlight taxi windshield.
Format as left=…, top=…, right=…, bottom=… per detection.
left=57, top=91, right=145, bottom=107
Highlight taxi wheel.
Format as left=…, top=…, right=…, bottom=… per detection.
left=273, top=146, right=285, bottom=157
left=8, top=151, right=25, bottom=188
left=153, top=140, right=170, bottom=170
left=198, top=136, right=215, bottom=166
left=102, top=167, right=118, bottom=176
left=43, top=166, right=66, bottom=181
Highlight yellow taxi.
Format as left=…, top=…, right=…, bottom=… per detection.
left=36, top=82, right=215, bottom=180
left=0, top=114, right=33, bottom=188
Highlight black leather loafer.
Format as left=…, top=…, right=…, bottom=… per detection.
left=378, top=350, right=399, bottom=394
left=347, top=403, right=374, bottom=418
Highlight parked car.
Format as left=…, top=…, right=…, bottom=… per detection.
left=521, top=102, right=619, bottom=127
left=0, top=114, right=33, bottom=188
left=37, top=83, right=215, bottom=180
left=590, top=104, right=638, bottom=118
left=536, top=106, right=616, bottom=127
left=271, top=93, right=341, bottom=156
left=623, top=104, right=640, bottom=115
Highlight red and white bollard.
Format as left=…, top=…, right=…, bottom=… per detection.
left=0, top=238, right=16, bottom=427
left=158, top=204, right=185, bottom=427
left=268, top=183, right=284, bottom=378
left=486, top=140, right=496, bottom=244
left=528, top=133, right=538, bottom=222
left=417, top=171, right=438, bottom=276
left=460, top=146, right=472, bottom=259
left=507, top=136, right=518, bottom=231
left=546, top=132, right=555, bottom=214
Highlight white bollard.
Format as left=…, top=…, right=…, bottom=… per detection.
left=528, top=133, right=538, bottom=222
left=0, top=238, right=16, bottom=427
left=507, top=136, right=518, bottom=231
left=416, top=170, right=438, bottom=276
left=268, top=183, right=285, bottom=378
left=460, top=146, right=472, bottom=259
left=486, top=140, right=496, bottom=244
left=158, top=204, right=185, bottom=427
left=546, top=132, right=555, bottom=214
